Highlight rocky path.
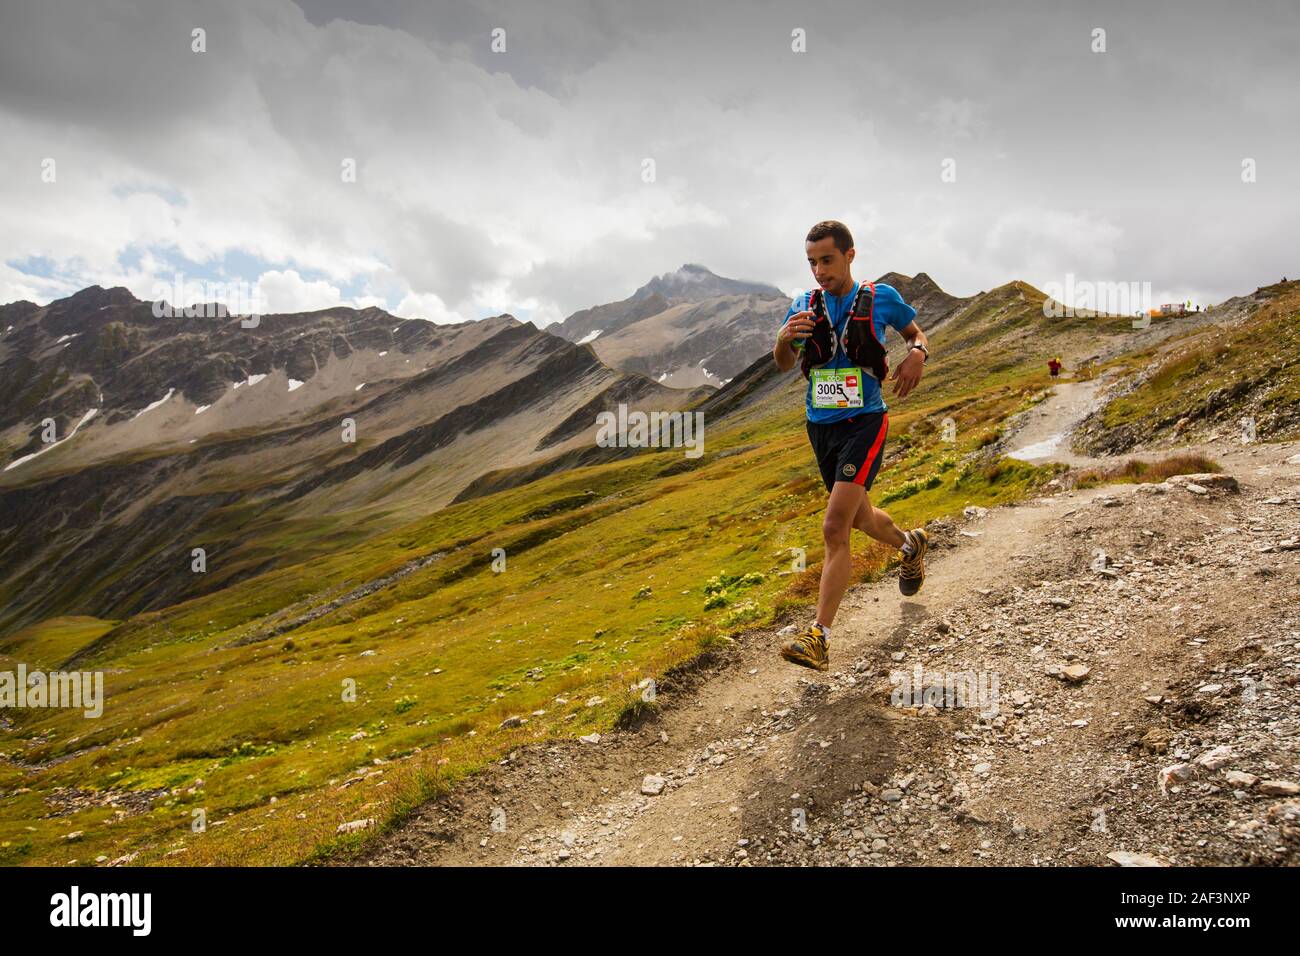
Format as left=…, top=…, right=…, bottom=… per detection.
left=358, top=435, right=1299, bottom=867
left=1004, top=377, right=1108, bottom=467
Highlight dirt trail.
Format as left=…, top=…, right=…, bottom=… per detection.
left=1004, top=377, right=1108, bottom=467
left=360, top=429, right=1300, bottom=867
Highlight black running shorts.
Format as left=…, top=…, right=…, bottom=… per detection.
left=805, top=411, right=889, bottom=494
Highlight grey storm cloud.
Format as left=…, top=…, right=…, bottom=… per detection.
left=0, top=0, right=1296, bottom=320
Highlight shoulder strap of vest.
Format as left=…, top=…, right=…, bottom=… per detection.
left=849, top=280, right=876, bottom=320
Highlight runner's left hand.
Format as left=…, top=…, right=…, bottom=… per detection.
left=890, top=350, right=924, bottom=398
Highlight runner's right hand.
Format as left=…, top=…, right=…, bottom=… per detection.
left=779, top=311, right=814, bottom=347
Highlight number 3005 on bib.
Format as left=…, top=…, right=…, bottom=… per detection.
left=811, top=367, right=864, bottom=408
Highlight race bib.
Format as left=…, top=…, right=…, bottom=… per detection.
left=811, top=366, right=864, bottom=408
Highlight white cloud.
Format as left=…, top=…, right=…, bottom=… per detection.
left=253, top=270, right=342, bottom=314
left=986, top=208, right=1124, bottom=280
left=0, top=0, right=1293, bottom=318
left=919, top=98, right=988, bottom=140
left=392, top=290, right=458, bottom=324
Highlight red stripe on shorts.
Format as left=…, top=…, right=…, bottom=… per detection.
left=852, top=412, right=888, bottom=486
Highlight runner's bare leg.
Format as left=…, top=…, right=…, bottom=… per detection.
left=816, top=481, right=865, bottom=627
left=851, top=495, right=906, bottom=548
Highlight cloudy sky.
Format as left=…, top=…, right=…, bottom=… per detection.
left=2, top=0, right=1296, bottom=324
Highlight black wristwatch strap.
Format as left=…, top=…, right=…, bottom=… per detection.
left=910, top=343, right=929, bottom=363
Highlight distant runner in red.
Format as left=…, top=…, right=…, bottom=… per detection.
left=771, top=220, right=931, bottom=672
left=1048, top=357, right=1062, bottom=378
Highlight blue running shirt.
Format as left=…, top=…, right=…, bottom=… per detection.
left=780, top=281, right=916, bottom=423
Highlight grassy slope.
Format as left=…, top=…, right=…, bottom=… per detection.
left=1097, top=281, right=1300, bottom=443
left=0, top=617, right=118, bottom=670
left=0, top=282, right=1198, bottom=866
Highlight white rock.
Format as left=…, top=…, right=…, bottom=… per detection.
left=1193, top=746, right=1233, bottom=771
left=1259, top=780, right=1299, bottom=797
left=336, top=818, right=375, bottom=834
left=1107, top=850, right=1169, bottom=867
left=1061, top=663, right=1091, bottom=683
left=1159, top=763, right=1195, bottom=795
left=1165, top=473, right=1238, bottom=491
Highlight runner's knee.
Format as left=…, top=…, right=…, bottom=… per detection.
left=823, top=512, right=853, bottom=543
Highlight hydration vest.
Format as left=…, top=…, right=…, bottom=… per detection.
left=799, top=280, right=889, bottom=384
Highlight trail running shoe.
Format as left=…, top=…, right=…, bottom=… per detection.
left=899, top=528, right=928, bottom=597
left=781, top=623, right=830, bottom=672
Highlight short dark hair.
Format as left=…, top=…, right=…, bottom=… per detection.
left=806, top=220, right=853, bottom=254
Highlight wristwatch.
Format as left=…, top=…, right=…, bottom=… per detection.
left=909, top=342, right=929, bottom=363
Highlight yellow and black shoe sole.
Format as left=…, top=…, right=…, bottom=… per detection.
left=780, top=645, right=830, bottom=671
left=899, top=529, right=928, bottom=597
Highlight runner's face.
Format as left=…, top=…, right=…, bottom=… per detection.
left=806, top=239, right=854, bottom=293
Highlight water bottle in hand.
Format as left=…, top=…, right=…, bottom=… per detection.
left=791, top=295, right=806, bottom=351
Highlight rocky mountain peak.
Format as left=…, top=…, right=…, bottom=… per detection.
left=631, top=263, right=783, bottom=303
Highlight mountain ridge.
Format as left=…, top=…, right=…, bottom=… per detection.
left=2, top=266, right=1294, bottom=868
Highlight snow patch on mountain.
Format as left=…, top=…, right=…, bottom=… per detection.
left=4, top=407, right=99, bottom=471
left=133, top=388, right=175, bottom=419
